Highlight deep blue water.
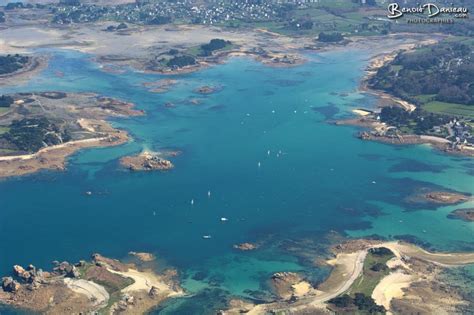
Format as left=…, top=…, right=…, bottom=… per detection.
left=0, top=49, right=472, bottom=312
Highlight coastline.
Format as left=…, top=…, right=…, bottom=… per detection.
left=0, top=92, right=144, bottom=179
left=0, top=253, right=183, bottom=314
left=338, top=36, right=474, bottom=158
left=0, top=121, right=129, bottom=179
left=225, top=240, right=474, bottom=315
left=0, top=55, right=48, bottom=86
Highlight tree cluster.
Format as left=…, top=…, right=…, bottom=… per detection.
left=2, top=118, right=70, bottom=153
left=329, top=293, right=385, bottom=314
left=370, top=42, right=474, bottom=105
left=0, top=54, right=29, bottom=75
left=166, top=55, right=196, bottom=68
left=199, top=39, right=231, bottom=56
left=0, top=95, right=14, bottom=108
left=317, top=32, right=344, bottom=43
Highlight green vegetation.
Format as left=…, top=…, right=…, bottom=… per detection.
left=186, top=39, right=234, bottom=57
left=166, top=55, right=196, bottom=68
left=348, top=247, right=394, bottom=296
left=317, top=32, right=344, bottom=43
left=77, top=262, right=134, bottom=315
left=329, top=247, right=394, bottom=314
left=379, top=106, right=451, bottom=135
left=0, top=126, right=10, bottom=135
left=424, top=101, right=474, bottom=120
left=329, top=293, right=385, bottom=314
left=200, top=39, right=232, bottom=56
left=1, top=117, right=70, bottom=153
left=5, top=2, right=28, bottom=10
left=370, top=41, right=474, bottom=109
left=0, top=95, right=14, bottom=107
left=0, top=54, right=30, bottom=75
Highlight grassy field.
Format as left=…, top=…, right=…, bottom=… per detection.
left=0, top=126, right=9, bottom=135
left=423, top=101, right=474, bottom=119
left=347, top=248, right=394, bottom=296
left=185, top=42, right=235, bottom=57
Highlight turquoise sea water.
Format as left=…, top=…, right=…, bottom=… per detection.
left=0, top=49, right=473, bottom=312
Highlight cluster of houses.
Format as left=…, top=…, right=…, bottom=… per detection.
left=50, top=0, right=314, bottom=25
left=447, top=119, right=473, bottom=145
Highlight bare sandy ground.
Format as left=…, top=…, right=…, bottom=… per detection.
left=107, top=267, right=183, bottom=297
left=378, top=242, right=474, bottom=266
left=63, top=278, right=110, bottom=310
left=228, top=250, right=367, bottom=314
left=0, top=23, right=303, bottom=58
left=371, top=271, right=415, bottom=312
left=225, top=241, right=474, bottom=314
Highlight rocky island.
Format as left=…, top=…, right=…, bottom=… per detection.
left=406, top=190, right=471, bottom=206
left=120, top=150, right=179, bottom=171
left=0, top=253, right=183, bottom=314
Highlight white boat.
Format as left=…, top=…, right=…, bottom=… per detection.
left=191, top=199, right=194, bottom=205
left=220, top=217, right=228, bottom=222
left=258, top=162, right=261, bottom=168
left=208, top=190, right=211, bottom=197
left=202, top=235, right=212, bottom=239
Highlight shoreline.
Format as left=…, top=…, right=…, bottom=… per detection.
left=0, top=55, right=49, bottom=86
left=336, top=36, right=474, bottom=158
left=0, top=253, right=183, bottom=314
left=0, top=122, right=129, bottom=179
left=225, top=240, right=474, bottom=314
left=0, top=92, right=144, bottom=179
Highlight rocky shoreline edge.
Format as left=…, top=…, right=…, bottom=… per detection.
left=0, top=253, right=183, bottom=314
left=0, top=92, right=144, bottom=179
left=224, top=239, right=474, bottom=315
left=335, top=38, right=474, bottom=158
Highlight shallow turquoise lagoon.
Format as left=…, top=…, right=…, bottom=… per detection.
left=0, top=49, right=472, bottom=312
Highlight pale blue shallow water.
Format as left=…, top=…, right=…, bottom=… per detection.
left=0, top=49, right=472, bottom=312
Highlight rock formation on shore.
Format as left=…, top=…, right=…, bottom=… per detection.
left=0, top=253, right=182, bottom=314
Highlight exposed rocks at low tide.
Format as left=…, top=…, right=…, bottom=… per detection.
left=448, top=208, right=474, bottom=222
left=270, top=272, right=312, bottom=301
left=233, top=242, right=258, bottom=251
left=193, top=85, right=220, bottom=94
left=129, top=251, right=156, bottom=262
left=408, top=191, right=471, bottom=205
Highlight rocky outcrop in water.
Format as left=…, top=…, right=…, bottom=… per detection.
left=233, top=242, right=258, bottom=251
left=447, top=208, right=474, bottom=222
left=120, top=151, right=175, bottom=171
